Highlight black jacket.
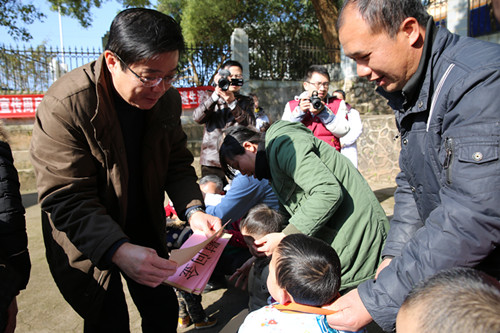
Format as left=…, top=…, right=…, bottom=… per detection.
left=0, top=126, right=30, bottom=326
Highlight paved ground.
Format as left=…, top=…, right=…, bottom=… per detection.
left=16, top=181, right=396, bottom=333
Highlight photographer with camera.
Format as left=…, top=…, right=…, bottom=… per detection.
left=282, top=65, right=350, bottom=151
left=194, top=60, right=254, bottom=185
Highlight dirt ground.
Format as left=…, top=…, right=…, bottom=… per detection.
left=15, top=181, right=395, bottom=332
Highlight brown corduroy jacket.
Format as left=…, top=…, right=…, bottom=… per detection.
left=30, top=54, right=203, bottom=320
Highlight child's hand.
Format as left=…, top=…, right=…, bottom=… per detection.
left=229, top=257, right=255, bottom=290
left=255, top=232, right=286, bottom=256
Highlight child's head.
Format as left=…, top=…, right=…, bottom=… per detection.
left=199, top=175, right=225, bottom=195
left=267, top=234, right=341, bottom=307
left=249, top=92, right=259, bottom=108
left=240, top=204, right=283, bottom=257
left=396, top=267, right=500, bottom=333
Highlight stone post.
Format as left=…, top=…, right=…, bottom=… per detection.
left=231, top=28, right=250, bottom=94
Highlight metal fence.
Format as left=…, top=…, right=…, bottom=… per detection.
left=0, top=44, right=229, bottom=93
left=0, top=45, right=102, bottom=94
left=1, top=40, right=339, bottom=94
left=425, top=0, right=448, bottom=27
left=249, top=40, right=340, bottom=81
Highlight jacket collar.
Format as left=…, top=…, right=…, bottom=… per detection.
left=377, top=17, right=437, bottom=114
left=255, top=133, right=272, bottom=181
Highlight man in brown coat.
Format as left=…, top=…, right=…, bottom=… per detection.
left=30, top=8, right=220, bottom=332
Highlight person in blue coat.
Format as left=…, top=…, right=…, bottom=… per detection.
left=328, top=0, right=500, bottom=331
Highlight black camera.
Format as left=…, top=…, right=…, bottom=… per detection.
left=217, top=69, right=231, bottom=91
left=217, top=69, right=244, bottom=91
left=310, top=90, right=324, bottom=110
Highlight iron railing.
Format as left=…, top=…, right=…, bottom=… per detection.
left=0, top=45, right=102, bottom=94
left=249, top=40, right=340, bottom=81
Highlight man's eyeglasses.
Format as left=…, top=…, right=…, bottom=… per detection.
left=113, top=53, right=178, bottom=87
left=306, top=81, right=330, bottom=89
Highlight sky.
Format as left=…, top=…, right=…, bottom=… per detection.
left=2, top=1, right=157, bottom=50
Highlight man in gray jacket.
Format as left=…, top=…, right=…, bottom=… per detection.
left=326, top=0, right=500, bottom=331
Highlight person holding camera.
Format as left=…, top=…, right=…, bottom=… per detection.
left=193, top=60, right=255, bottom=185
left=282, top=65, right=350, bottom=152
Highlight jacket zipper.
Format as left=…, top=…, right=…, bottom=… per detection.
left=443, top=137, right=453, bottom=184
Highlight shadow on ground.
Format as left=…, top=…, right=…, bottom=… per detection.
left=178, top=282, right=249, bottom=333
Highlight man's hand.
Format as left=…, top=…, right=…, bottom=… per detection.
left=112, top=242, right=177, bottom=287
left=255, top=232, right=286, bottom=256
left=299, top=97, right=324, bottom=115
left=299, top=98, right=312, bottom=112
left=213, top=73, right=235, bottom=104
left=216, top=88, right=236, bottom=104
left=324, top=289, right=373, bottom=332
left=189, top=211, right=222, bottom=237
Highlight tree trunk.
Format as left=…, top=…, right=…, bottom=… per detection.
left=310, top=0, right=341, bottom=63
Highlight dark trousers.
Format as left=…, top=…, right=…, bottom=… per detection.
left=83, top=270, right=178, bottom=333
left=176, top=289, right=206, bottom=323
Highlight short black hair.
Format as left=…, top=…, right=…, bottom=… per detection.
left=240, top=204, right=283, bottom=237
left=400, top=267, right=500, bottom=332
left=274, top=234, right=341, bottom=307
left=333, top=89, right=346, bottom=99
left=105, top=8, right=185, bottom=67
left=338, top=0, right=430, bottom=38
left=304, top=65, right=330, bottom=82
left=218, top=126, right=263, bottom=179
left=222, top=60, right=243, bottom=71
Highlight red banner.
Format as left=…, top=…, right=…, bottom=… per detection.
left=0, top=87, right=212, bottom=118
left=0, top=94, right=43, bottom=118
left=177, top=86, right=213, bottom=109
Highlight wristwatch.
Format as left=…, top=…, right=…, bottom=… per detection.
left=185, top=206, right=205, bottom=222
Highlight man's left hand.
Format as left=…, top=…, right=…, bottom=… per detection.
left=189, top=211, right=222, bottom=237
left=324, top=289, right=373, bottom=332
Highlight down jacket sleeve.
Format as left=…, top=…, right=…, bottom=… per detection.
left=0, top=138, right=31, bottom=315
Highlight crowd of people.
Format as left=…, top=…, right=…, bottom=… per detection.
left=2, top=0, right=500, bottom=332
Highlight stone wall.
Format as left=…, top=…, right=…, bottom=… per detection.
left=357, top=115, right=400, bottom=184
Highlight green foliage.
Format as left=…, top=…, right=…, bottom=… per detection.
left=47, top=0, right=151, bottom=28
left=157, top=0, right=324, bottom=84
left=158, top=0, right=323, bottom=47
left=0, top=0, right=46, bottom=41
left=0, top=0, right=152, bottom=42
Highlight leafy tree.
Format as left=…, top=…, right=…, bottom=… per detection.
left=0, top=0, right=46, bottom=41
left=0, top=0, right=152, bottom=42
left=158, top=0, right=330, bottom=84
left=46, top=0, right=152, bottom=28
left=310, top=0, right=342, bottom=62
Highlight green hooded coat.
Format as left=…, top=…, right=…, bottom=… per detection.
left=265, top=121, right=389, bottom=290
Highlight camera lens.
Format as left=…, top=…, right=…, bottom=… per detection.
left=310, top=91, right=323, bottom=110
left=218, top=69, right=231, bottom=91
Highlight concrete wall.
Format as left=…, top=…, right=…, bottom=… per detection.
left=3, top=114, right=400, bottom=194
